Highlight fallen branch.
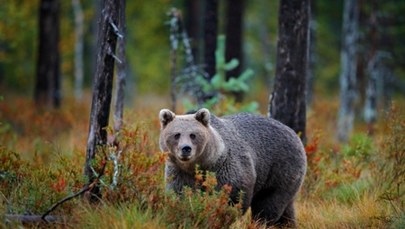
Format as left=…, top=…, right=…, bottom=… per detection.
left=41, top=160, right=107, bottom=222
left=3, top=149, right=108, bottom=225
left=4, top=214, right=66, bottom=224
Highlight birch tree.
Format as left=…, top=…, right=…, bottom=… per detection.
left=269, top=0, right=310, bottom=143
left=337, top=0, right=359, bottom=142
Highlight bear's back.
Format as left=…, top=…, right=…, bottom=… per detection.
left=211, top=113, right=306, bottom=194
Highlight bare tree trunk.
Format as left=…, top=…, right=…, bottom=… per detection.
left=35, top=0, right=61, bottom=108
left=363, top=0, right=377, bottom=133
left=269, top=0, right=310, bottom=144
left=89, top=0, right=101, bottom=83
left=72, top=0, right=84, bottom=100
left=225, top=0, right=245, bottom=102
left=203, top=0, right=218, bottom=81
left=113, top=0, right=126, bottom=133
left=84, top=0, right=120, bottom=202
left=337, top=0, right=359, bottom=142
left=364, top=54, right=378, bottom=126
left=185, top=0, right=202, bottom=64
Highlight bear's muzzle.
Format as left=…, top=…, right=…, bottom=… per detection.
left=179, top=145, right=192, bottom=161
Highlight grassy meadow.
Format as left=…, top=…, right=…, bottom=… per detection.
left=0, top=93, right=404, bottom=228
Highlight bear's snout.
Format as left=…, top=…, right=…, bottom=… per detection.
left=179, top=145, right=192, bottom=160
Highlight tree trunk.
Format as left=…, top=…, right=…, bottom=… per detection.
left=84, top=0, right=120, bottom=201
left=203, top=0, right=218, bottom=81
left=225, top=0, right=245, bottom=102
left=72, top=0, right=84, bottom=100
left=35, top=0, right=61, bottom=108
left=363, top=0, right=378, bottom=132
left=113, top=0, right=126, bottom=134
left=364, top=54, right=378, bottom=126
left=89, top=0, right=102, bottom=84
left=269, top=0, right=310, bottom=144
left=337, top=0, right=359, bottom=142
left=185, top=0, right=202, bottom=64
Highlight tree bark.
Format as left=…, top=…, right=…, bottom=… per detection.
left=113, top=0, right=126, bottom=134
left=72, top=0, right=84, bottom=100
left=185, top=0, right=202, bottom=63
left=364, top=54, right=378, bottom=126
left=35, top=0, right=61, bottom=108
left=225, top=0, right=244, bottom=78
left=225, top=0, right=245, bottom=102
left=337, top=0, right=359, bottom=142
left=203, top=0, right=218, bottom=81
left=269, top=0, right=310, bottom=143
left=84, top=0, right=120, bottom=201
left=363, top=0, right=378, bottom=129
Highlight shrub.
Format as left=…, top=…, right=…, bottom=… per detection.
left=374, top=106, right=405, bottom=225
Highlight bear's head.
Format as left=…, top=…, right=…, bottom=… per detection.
left=159, top=108, right=213, bottom=166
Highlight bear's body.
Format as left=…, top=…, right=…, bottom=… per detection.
left=159, top=108, right=306, bottom=226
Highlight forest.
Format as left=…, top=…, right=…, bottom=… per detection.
left=0, top=0, right=404, bottom=228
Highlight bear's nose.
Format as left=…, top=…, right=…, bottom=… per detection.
left=181, top=145, right=192, bottom=155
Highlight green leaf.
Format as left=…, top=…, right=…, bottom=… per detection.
left=210, top=74, right=223, bottom=90
left=224, top=59, right=239, bottom=71
left=239, top=69, right=254, bottom=81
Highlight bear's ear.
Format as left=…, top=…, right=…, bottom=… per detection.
left=195, top=108, right=210, bottom=127
left=159, top=109, right=175, bottom=129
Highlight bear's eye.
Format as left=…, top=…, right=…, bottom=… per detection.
left=174, top=133, right=181, bottom=140
left=190, top=134, right=196, bottom=140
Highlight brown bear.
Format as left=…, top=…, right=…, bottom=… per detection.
left=159, top=108, right=307, bottom=227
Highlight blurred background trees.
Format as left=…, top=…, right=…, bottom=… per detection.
left=0, top=0, right=404, bottom=140
left=337, top=0, right=359, bottom=142
left=35, top=0, right=61, bottom=108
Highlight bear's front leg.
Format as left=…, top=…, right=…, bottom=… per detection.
left=215, top=164, right=256, bottom=213
left=165, top=163, right=195, bottom=194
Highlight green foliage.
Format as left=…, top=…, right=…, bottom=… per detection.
left=197, top=35, right=254, bottom=94
left=391, top=213, right=405, bottom=229
left=0, top=146, right=83, bottom=214
left=0, top=0, right=39, bottom=92
left=185, top=35, right=258, bottom=115
left=326, top=179, right=372, bottom=205
left=314, top=0, right=343, bottom=95
left=342, top=133, right=374, bottom=164
left=375, top=106, right=405, bottom=223
left=126, top=1, right=172, bottom=94
left=75, top=203, right=165, bottom=228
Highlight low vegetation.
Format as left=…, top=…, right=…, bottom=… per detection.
left=0, top=95, right=404, bottom=228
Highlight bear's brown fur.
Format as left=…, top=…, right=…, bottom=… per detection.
left=159, top=108, right=306, bottom=227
